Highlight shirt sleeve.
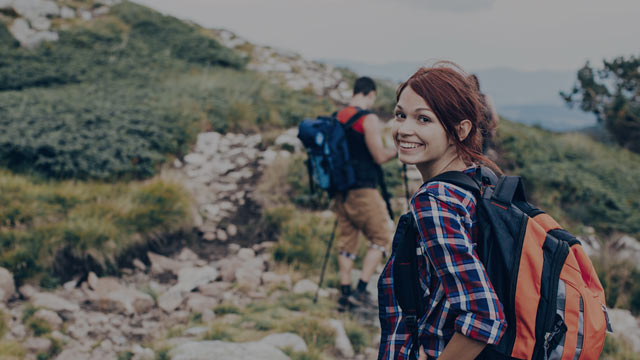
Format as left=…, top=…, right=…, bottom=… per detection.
left=410, top=183, right=506, bottom=345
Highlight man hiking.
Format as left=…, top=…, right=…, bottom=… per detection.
left=334, top=77, right=397, bottom=311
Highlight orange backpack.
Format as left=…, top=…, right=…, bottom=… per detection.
left=392, top=169, right=612, bottom=359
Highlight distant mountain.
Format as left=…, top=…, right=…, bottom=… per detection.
left=319, top=59, right=597, bottom=132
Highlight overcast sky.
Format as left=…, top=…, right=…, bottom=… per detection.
left=134, top=0, right=639, bottom=71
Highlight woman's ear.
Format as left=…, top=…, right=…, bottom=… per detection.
left=457, top=119, right=472, bottom=142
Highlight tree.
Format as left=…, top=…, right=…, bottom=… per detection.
left=561, top=55, right=640, bottom=153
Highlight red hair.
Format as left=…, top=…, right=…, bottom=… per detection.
left=397, top=61, right=501, bottom=173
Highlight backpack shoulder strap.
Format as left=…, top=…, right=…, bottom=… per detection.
left=493, top=176, right=527, bottom=204
left=343, top=108, right=371, bottom=130
left=430, top=170, right=481, bottom=196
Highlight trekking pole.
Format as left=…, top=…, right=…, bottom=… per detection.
left=403, top=164, right=410, bottom=211
left=313, top=217, right=338, bottom=304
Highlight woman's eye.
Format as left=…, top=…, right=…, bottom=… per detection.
left=418, top=116, right=431, bottom=123
left=394, top=111, right=406, bottom=119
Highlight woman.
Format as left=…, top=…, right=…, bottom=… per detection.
left=378, top=62, right=507, bottom=360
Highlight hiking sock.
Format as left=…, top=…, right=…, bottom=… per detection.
left=340, top=285, right=352, bottom=297
left=356, top=279, right=368, bottom=293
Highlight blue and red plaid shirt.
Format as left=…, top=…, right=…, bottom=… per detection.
left=378, top=167, right=506, bottom=359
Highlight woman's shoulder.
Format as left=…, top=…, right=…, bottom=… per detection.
left=411, top=167, right=479, bottom=212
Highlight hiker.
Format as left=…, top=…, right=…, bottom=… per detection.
left=378, top=62, right=506, bottom=359
left=469, top=74, right=499, bottom=155
left=334, top=76, right=397, bottom=311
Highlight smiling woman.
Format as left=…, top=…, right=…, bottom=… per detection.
left=378, top=62, right=506, bottom=360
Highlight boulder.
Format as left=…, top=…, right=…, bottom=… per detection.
left=292, top=279, right=318, bottom=295
left=33, top=309, right=63, bottom=330
left=131, top=344, right=155, bottom=360
left=13, top=0, right=59, bottom=19
left=169, top=340, right=289, bottom=360
left=24, top=337, right=52, bottom=353
left=237, top=248, right=256, bottom=261
left=60, top=6, right=75, bottom=19
left=147, top=252, right=185, bottom=275
left=157, top=289, right=185, bottom=313
left=159, top=266, right=218, bottom=312
left=218, top=258, right=243, bottom=282
left=32, top=293, right=79, bottom=313
left=235, top=267, right=262, bottom=289
left=177, top=248, right=200, bottom=262
left=186, top=293, right=219, bottom=313
left=259, top=333, right=307, bottom=352
left=87, top=274, right=154, bottom=315
left=327, top=319, right=354, bottom=358
left=198, top=282, right=232, bottom=298
left=0, top=267, right=15, bottom=302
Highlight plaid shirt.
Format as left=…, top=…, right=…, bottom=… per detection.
left=378, top=167, right=506, bottom=359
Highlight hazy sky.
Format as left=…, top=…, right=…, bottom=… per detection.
left=134, top=0, right=639, bottom=71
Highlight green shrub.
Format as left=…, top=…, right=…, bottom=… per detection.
left=497, top=119, right=640, bottom=237
left=280, top=317, right=336, bottom=351
left=214, top=303, right=241, bottom=315
left=344, top=321, right=370, bottom=354
left=27, top=318, right=51, bottom=337
left=0, top=171, right=192, bottom=283
left=203, top=323, right=232, bottom=341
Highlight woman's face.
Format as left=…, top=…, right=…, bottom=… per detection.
left=392, top=87, right=455, bottom=167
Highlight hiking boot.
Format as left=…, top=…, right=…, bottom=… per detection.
left=349, top=289, right=377, bottom=310
left=337, top=294, right=359, bottom=312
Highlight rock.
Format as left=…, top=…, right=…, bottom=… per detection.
left=24, top=337, right=52, bottom=353
left=60, top=6, right=75, bottom=19
left=608, top=308, right=640, bottom=352
left=80, top=10, right=92, bottom=21
left=216, top=229, right=228, bottom=242
left=131, top=345, right=155, bottom=360
left=147, top=252, right=185, bottom=275
left=13, top=0, right=59, bottom=19
left=23, top=30, right=58, bottom=49
left=292, top=279, right=318, bottom=295
left=159, top=267, right=218, bottom=312
left=612, top=235, right=640, bottom=265
left=86, top=274, right=154, bottom=315
left=259, top=333, right=308, bottom=352
left=66, top=321, right=89, bottom=340
left=169, top=310, right=190, bottom=324
left=8, top=18, right=34, bottom=44
left=63, top=279, right=78, bottom=291
left=55, top=347, right=91, bottom=360
left=0, top=267, right=15, bottom=302
left=237, top=248, right=256, bottom=261
left=261, top=149, right=278, bottom=165
left=203, top=232, right=217, bottom=241
left=274, top=129, right=302, bottom=152
left=198, top=282, right=232, bottom=298
left=227, top=224, right=238, bottom=237
left=31, top=17, right=51, bottom=31
left=133, top=259, right=146, bottom=271
left=327, top=319, right=355, bottom=358
left=158, top=289, right=185, bottom=313
left=177, top=248, right=200, bottom=262
left=235, top=267, right=262, bottom=289
left=18, top=284, right=37, bottom=299
left=203, top=204, right=220, bottom=220
left=184, top=153, right=207, bottom=166
left=169, top=340, right=289, bottom=360
left=10, top=324, right=26, bottom=339
left=201, top=309, right=216, bottom=322
left=184, top=326, right=209, bottom=337
left=186, top=293, right=219, bottom=313
left=228, top=243, right=241, bottom=254
left=195, top=132, right=222, bottom=155
left=32, top=293, right=79, bottom=313
left=33, top=309, right=63, bottom=330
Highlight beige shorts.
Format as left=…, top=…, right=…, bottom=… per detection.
left=333, top=188, right=393, bottom=259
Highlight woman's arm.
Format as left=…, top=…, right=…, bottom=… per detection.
left=411, top=184, right=507, bottom=352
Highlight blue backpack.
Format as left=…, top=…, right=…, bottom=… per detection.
left=297, top=109, right=370, bottom=196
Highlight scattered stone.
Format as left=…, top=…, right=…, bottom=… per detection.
left=80, top=10, right=92, bottom=21
left=186, top=293, right=219, bottom=313
left=201, top=309, right=216, bottom=323
left=216, top=229, right=228, bottom=242
left=228, top=243, right=241, bottom=254
left=133, top=259, right=146, bottom=272
left=261, top=272, right=292, bottom=288
left=10, top=324, right=26, bottom=339
left=292, top=279, right=318, bottom=295
left=158, top=289, right=185, bottom=313
left=60, top=6, right=75, bottom=19
left=18, top=284, right=37, bottom=299
left=259, top=332, right=308, bottom=352
left=147, top=252, right=185, bottom=275
left=328, top=319, right=355, bottom=358
left=177, top=248, right=200, bottom=262
left=31, top=16, right=51, bottom=31
left=131, top=344, right=155, bottom=360
left=169, top=310, right=190, bottom=324
left=184, top=153, right=207, bottom=166
left=93, top=6, right=110, bottom=16
left=24, top=337, right=52, bottom=353
left=235, top=267, right=262, bottom=289
left=170, top=340, right=289, bottom=360
left=0, top=267, right=15, bottom=302
left=63, top=279, right=77, bottom=291
left=198, top=282, right=232, bottom=298
left=203, top=231, right=217, bottom=241
left=237, top=248, right=256, bottom=261
left=33, top=309, right=63, bottom=330
left=32, top=293, right=79, bottom=313
left=227, top=224, right=238, bottom=237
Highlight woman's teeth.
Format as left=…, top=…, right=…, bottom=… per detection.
left=399, top=141, right=423, bottom=149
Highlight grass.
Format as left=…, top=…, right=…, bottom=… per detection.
left=0, top=170, right=192, bottom=284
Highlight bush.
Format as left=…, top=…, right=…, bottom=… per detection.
left=497, top=119, right=640, bottom=237
left=0, top=170, right=192, bottom=284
